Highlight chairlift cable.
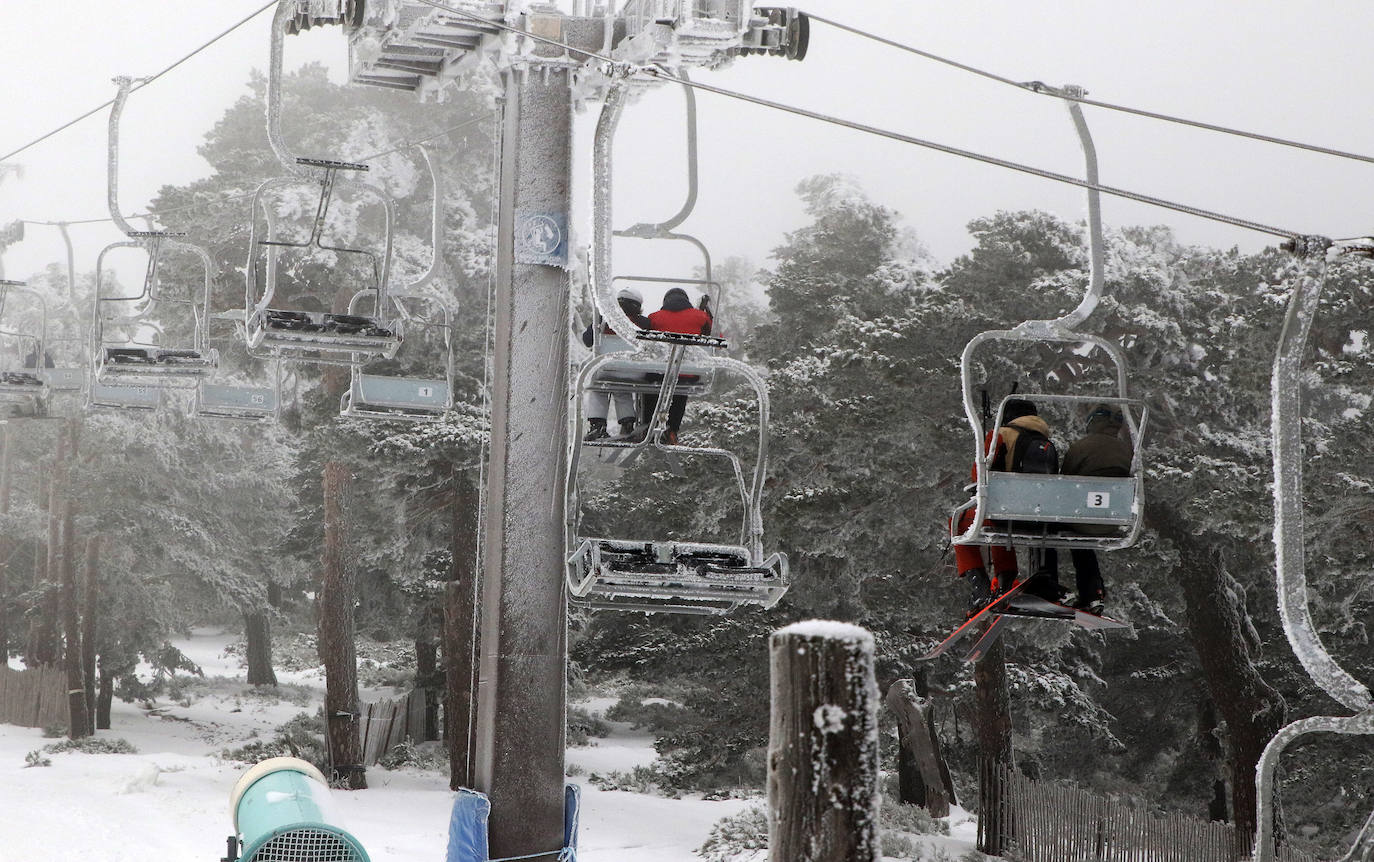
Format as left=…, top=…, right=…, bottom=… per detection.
left=411, top=0, right=1305, bottom=240
left=0, top=1, right=277, bottom=165
left=805, top=13, right=1374, bottom=167
left=20, top=114, right=495, bottom=229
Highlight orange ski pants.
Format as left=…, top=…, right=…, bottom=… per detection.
left=952, top=507, right=1017, bottom=586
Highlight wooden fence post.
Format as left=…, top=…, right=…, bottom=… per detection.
left=768, top=621, right=880, bottom=862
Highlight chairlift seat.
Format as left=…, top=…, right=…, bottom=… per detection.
left=249, top=309, right=401, bottom=360
left=567, top=538, right=788, bottom=615
left=197, top=383, right=278, bottom=421
left=89, top=380, right=160, bottom=410
left=954, top=472, right=1140, bottom=551
left=99, top=347, right=216, bottom=386
left=296, top=156, right=369, bottom=172
left=40, top=368, right=83, bottom=391
left=341, top=373, right=450, bottom=421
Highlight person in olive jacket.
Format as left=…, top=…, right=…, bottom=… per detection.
left=1061, top=404, right=1133, bottom=614
left=636, top=287, right=713, bottom=444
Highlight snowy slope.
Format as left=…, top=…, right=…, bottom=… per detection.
left=0, top=629, right=983, bottom=861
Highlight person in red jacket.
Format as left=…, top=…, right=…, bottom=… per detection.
left=952, top=399, right=1063, bottom=615
left=637, top=287, right=713, bottom=444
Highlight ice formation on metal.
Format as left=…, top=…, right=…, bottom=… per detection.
left=1253, top=252, right=1374, bottom=862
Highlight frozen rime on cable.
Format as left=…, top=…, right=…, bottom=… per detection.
left=1256, top=258, right=1374, bottom=862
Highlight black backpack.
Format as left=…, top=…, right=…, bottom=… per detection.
left=1011, top=428, right=1059, bottom=475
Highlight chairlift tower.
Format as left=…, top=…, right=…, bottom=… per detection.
left=337, top=1, right=806, bottom=854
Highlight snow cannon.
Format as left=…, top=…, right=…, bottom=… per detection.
left=226, top=757, right=370, bottom=862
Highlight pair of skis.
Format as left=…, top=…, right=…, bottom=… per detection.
left=919, top=580, right=1128, bottom=663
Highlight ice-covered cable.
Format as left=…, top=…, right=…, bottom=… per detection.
left=806, top=12, right=1374, bottom=167
left=0, top=0, right=276, bottom=165
left=412, top=0, right=1309, bottom=240
left=1269, top=259, right=1373, bottom=713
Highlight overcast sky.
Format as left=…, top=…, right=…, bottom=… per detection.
left=2, top=0, right=1371, bottom=291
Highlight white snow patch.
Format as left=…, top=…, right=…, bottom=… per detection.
left=812, top=704, right=847, bottom=735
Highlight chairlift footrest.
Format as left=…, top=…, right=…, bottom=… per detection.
left=634, top=330, right=728, bottom=349
left=297, top=156, right=369, bottom=171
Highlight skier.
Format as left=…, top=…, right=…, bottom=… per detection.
left=953, top=398, right=1064, bottom=615
left=635, top=286, right=714, bottom=444
left=581, top=286, right=651, bottom=441
left=1059, top=404, right=1133, bottom=614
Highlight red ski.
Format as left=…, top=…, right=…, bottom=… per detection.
left=917, top=578, right=1030, bottom=661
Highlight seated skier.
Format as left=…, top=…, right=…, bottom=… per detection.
left=1059, top=404, right=1133, bottom=614
left=634, top=286, right=714, bottom=445
left=581, top=286, right=651, bottom=441
left=953, top=398, right=1065, bottom=616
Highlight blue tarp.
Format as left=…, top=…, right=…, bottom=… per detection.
left=445, top=784, right=580, bottom=862
left=446, top=789, right=491, bottom=862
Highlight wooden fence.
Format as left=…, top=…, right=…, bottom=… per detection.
left=980, top=760, right=1321, bottom=862
left=359, top=688, right=429, bottom=765
left=0, top=665, right=69, bottom=730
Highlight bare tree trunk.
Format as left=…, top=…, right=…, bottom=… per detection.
left=444, top=468, right=480, bottom=790
left=768, top=623, right=881, bottom=862
left=95, top=659, right=113, bottom=730
left=81, top=536, right=100, bottom=725
left=0, top=423, right=11, bottom=662
left=885, top=679, right=955, bottom=815
left=28, top=428, right=65, bottom=667
left=244, top=608, right=277, bottom=686
left=974, top=632, right=1013, bottom=856
left=1152, top=500, right=1286, bottom=842
left=320, top=461, right=365, bottom=789
left=415, top=604, right=440, bottom=742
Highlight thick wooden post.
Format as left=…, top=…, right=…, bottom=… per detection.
left=768, top=621, right=881, bottom=862
left=320, top=461, right=365, bottom=789
left=974, top=630, right=1014, bottom=855
left=885, top=678, right=955, bottom=815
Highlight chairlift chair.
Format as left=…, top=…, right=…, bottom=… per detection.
left=194, top=315, right=283, bottom=423
left=244, top=157, right=402, bottom=364
left=339, top=292, right=452, bottom=421
left=0, top=280, right=50, bottom=400
left=568, top=331, right=787, bottom=615
left=91, top=232, right=219, bottom=390
left=950, top=330, right=1147, bottom=553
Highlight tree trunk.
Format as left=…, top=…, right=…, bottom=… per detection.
left=244, top=608, right=277, bottom=686
left=0, top=423, right=11, bottom=662
left=973, top=631, right=1013, bottom=856
left=444, top=468, right=480, bottom=790
left=767, top=623, right=881, bottom=862
left=885, top=679, right=955, bottom=815
left=1151, top=500, right=1286, bottom=843
left=415, top=607, right=440, bottom=742
left=81, top=536, right=100, bottom=725
left=28, top=432, right=64, bottom=668
left=60, top=504, right=88, bottom=738
left=320, top=461, right=365, bottom=789
left=95, top=659, right=113, bottom=730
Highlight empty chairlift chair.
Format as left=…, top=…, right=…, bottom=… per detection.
left=244, top=159, right=402, bottom=365
left=0, top=281, right=50, bottom=415
left=195, top=319, right=282, bottom=423
left=91, top=231, right=219, bottom=390
left=340, top=293, right=452, bottom=421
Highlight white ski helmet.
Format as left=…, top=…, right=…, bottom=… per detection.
left=616, top=286, right=644, bottom=305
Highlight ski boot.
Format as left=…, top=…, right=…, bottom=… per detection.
left=963, top=568, right=993, bottom=618
left=617, top=417, right=638, bottom=438
left=584, top=418, right=609, bottom=441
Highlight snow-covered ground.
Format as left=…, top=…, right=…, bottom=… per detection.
left=0, top=629, right=983, bottom=861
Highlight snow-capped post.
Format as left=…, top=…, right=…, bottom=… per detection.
left=768, top=621, right=881, bottom=862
